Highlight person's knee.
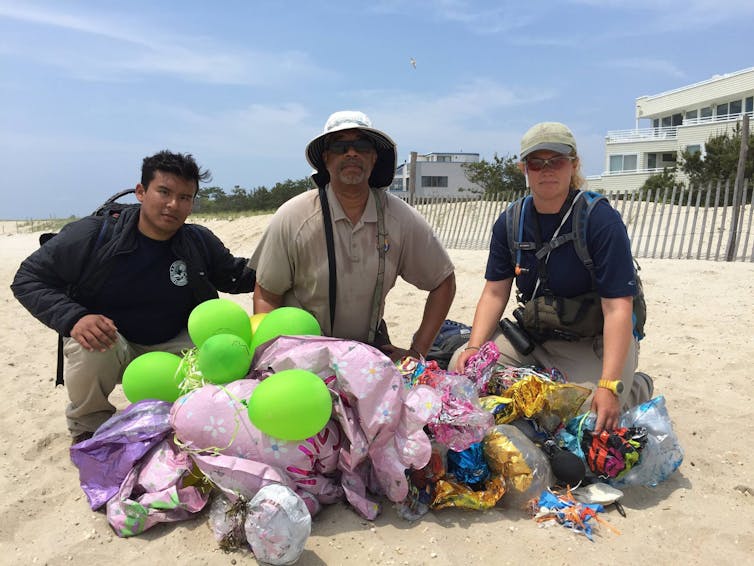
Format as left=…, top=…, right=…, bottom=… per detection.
left=64, top=337, right=128, bottom=399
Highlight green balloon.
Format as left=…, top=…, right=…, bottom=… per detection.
left=250, top=307, right=321, bottom=353
left=122, top=351, right=185, bottom=403
left=188, top=298, right=252, bottom=348
left=247, top=369, right=332, bottom=441
left=198, top=333, right=252, bottom=384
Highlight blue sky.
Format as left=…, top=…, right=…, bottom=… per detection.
left=1, top=0, right=753, bottom=219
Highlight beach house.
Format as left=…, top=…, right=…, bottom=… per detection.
left=588, top=66, right=754, bottom=193
left=389, top=152, right=484, bottom=198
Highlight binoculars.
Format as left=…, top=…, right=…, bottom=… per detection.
left=498, top=307, right=535, bottom=355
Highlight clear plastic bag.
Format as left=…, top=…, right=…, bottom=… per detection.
left=245, top=484, right=311, bottom=565
left=484, top=424, right=554, bottom=509
left=208, top=493, right=247, bottom=551
left=613, top=396, right=684, bottom=488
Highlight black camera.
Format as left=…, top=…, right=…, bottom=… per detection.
left=499, top=310, right=534, bottom=355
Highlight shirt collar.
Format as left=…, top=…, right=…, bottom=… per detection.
left=326, top=184, right=377, bottom=224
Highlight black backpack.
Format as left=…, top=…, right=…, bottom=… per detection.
left=505, top=190, right=646, bottom=340
left=425, top=319, right=472, bottom=369
left=40, top=189, right=140, bottom=386
left=39, top=188, right=138, bottom=248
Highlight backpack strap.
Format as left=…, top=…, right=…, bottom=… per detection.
left=506, top=195, right=536, bottom=275
left=367, top=188, right=387, bottom=344
left=570, top=190, right=606, bottom=279
left=318, top=187, right=337, bottom=331
left=94, top=188, right=136, bottom=216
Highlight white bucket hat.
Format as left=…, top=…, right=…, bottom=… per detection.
left=305, top=110, right=397, bottom=189
left=520, top=122, right=577, bottom=159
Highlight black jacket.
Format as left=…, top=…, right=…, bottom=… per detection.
left=11, top=206, right=255, bottom=337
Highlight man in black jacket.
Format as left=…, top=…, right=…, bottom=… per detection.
left=11, top=150, right=255, bottom=443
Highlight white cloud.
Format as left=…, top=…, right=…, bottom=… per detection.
left=339, top=78, right=558, bottom=159
left=370, top=0, right=533, bottom=34
left=0, top=2, right=334, bottom=85
left=604, top=58, right=686, bottom=79
left=569, top=0, right=754, bottom=29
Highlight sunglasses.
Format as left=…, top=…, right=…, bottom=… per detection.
left=525, top=155, right=575, bottom=172
left=326, top=139, right=375, bottom=154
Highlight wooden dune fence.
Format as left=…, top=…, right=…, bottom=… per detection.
left=407, top=179, right=754, bottom=262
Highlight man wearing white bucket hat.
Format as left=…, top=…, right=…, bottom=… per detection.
left=250, top=110, right=455, bottom=361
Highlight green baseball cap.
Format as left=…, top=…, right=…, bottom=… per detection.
left=520, top=122, right=577, bottom=159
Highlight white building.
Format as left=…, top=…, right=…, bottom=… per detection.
left=389, top=152, right=484, bottom=198
left=589, top=67, right=754, bottom=193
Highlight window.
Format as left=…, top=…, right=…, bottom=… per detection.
left=647, top=154, right=657, bottom=169
left=685, top=110, right=698, bottom=121
left=609, top=154, right=638, bottom=173
left=716, top=102, right=728, bottom=117
left=652, top=119, right=660, bottom=128
left=661, top=116, right=672, bottom=127
left=746, top=97, right=753, bottom=113
left=436, top=155, right=451, bottom=162
left=389, top=178, right=405, bottom=191
left=686, top=145, right=701, bottom=155
left=421, top=176, right=448, bottom=188
left=701, top=106, right=713, bottom=119
left=672, top=113, right=683, bottom=126
left=730, top=100, right=742, bottom=115
left=662, top=153, right=675, bottom=163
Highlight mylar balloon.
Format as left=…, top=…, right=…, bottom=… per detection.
left=188, top=298, right=252, bottom=348
left=249, top=312, right=267, bottom=337
left=250, top=307, right=321, bottom=353
left=247, top=369, right=332, bottom=441
left=197, top=333, right=252, bottom=384
left=122, top=351, right=185, bottom=403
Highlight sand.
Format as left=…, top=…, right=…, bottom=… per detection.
left=1, top=214, right=753, bottom=565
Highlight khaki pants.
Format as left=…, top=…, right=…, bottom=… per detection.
left=64, top=329, right=192, bottom=435
left=450, top=329, right=651, bottom=412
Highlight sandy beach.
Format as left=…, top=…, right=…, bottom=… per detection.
left=1, top=214, right=753, bottom=565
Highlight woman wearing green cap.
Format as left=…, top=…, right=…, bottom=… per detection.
left=453, top=122, right=652, bottom=433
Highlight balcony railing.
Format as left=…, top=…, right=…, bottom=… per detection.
left=607, top=111, right=754, bottom=143
left=587, top=167, right=669, bottom=180
left=682, top=110, right=754, bottom=126
left=606, top=127, right=677, bottom=143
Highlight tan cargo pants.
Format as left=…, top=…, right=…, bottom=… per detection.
left=63, top=329, right=192, bottom=436
left=450, top=329, right=651, bottom=412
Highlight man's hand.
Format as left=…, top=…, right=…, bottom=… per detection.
left=379, top=344, right=415, bottom=363
left=70, top=314, right=118, bottom=352
left=591, top=387, right=620, bottom=433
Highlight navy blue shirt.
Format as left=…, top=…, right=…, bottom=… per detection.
left=90, top=232, right=195, bottom=344
left=485, top=197, right=637, bottom=301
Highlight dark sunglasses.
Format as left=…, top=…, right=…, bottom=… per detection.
left=326, top=139, right=375, bottom=154
left=525, top=155, right=575, bottom=172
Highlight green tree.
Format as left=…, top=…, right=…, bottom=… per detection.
left=680, top=123, right=754, bottom=186
left=461, top=153, right=526, bottom=197
left=269, top=178, right=311, bottom=208
left=248, top=186, right=272, bottom=210
left=195, top=186, right=228, bottom=213
left=638, top=167, right=684, bottom=200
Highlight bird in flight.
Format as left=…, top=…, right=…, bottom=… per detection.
left=409, top=57, right=416, bottom=69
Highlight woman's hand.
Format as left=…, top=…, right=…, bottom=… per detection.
left=454, top=347, right=477, bottom=372
left=591, top=388, right=620, bottom=433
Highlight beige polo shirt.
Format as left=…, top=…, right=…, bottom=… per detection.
left=249, top=186, right=454, bottom=342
